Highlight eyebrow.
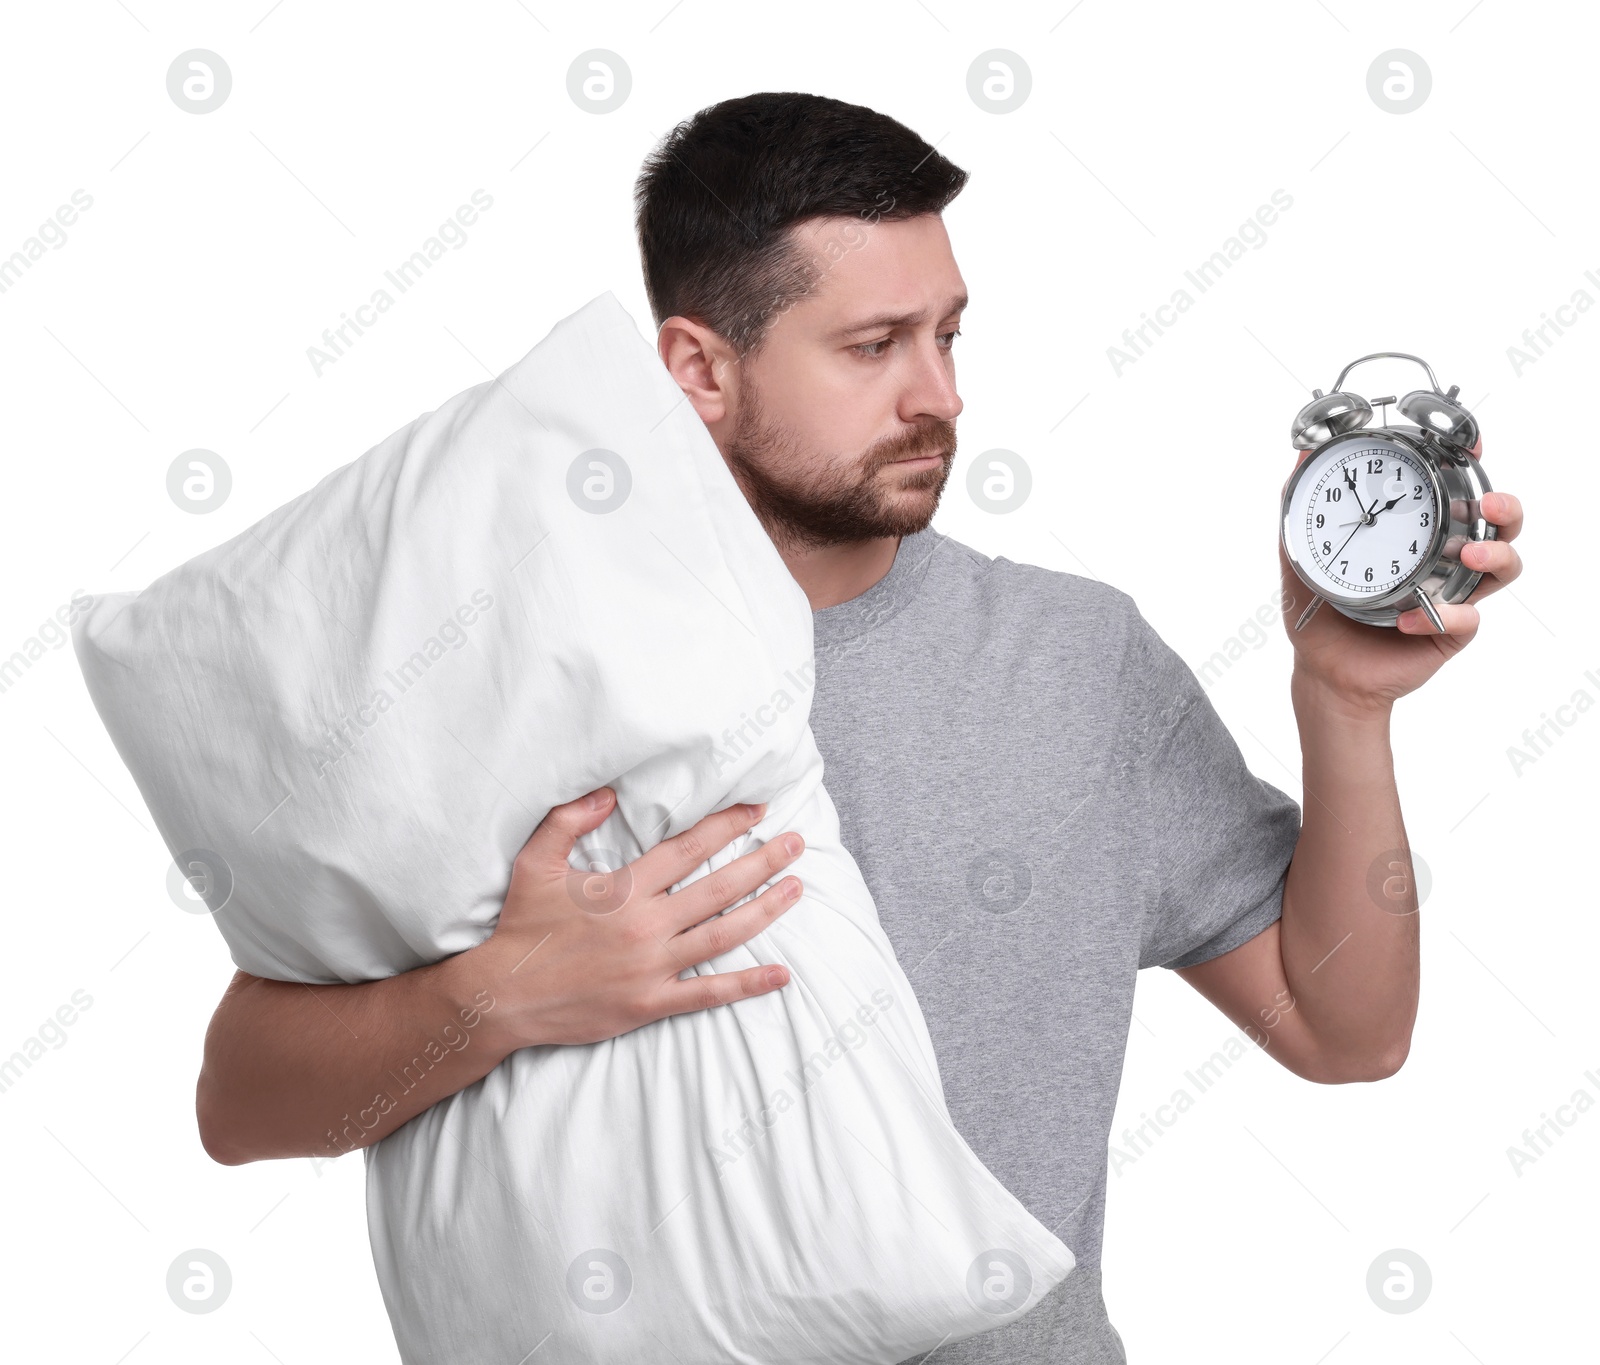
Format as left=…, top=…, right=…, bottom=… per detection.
left=833, top=293, right=968, bottom=339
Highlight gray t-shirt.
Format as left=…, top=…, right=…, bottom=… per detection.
left=807, top=527, right=1302, bottom=1364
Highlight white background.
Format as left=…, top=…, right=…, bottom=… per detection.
left=1, top=1, right=1594, bottom=1361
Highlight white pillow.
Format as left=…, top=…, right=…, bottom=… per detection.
left=73, top=290, right=1075, bottom=1363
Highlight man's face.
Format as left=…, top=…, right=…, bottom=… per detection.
left=716, top=213, right=966, bottom=549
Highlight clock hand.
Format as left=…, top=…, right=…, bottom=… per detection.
left=1328, top=516, right=1367, bottom=568
left=1342, top=465, right=1376, bottom=520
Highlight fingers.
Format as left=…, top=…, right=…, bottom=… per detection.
left=654, top=961, right=792, bottom=1022
left=672, top=875, right=803, bottom=969
left=633, top=800, right=768, bottom=895
left=515, top=787, right=616, bottom=873
left=1481, top=489, right=1523, bottom=542
left=1397, top=600, right=1480, bottom=639
left=666, top=831, right=805, bottom=933
left=1461, top=538, right=1523, bottom=602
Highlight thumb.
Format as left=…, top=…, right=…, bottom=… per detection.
left=516, top=787, right=616, bottom=873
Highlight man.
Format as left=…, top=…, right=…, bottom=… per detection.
left=196, top=92, right=1525, bottom=1361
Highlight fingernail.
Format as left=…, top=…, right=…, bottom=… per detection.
left=784, top=877, right=801, bottom=898
left=747, top=802, right=767, bottom=819
left=586, top=790, right=609, bottom=810
left=783, top=833, right=802, bottom=856
left=765, top=967, right=786, bottom=988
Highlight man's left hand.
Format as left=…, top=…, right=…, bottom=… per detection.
left=1277, top=437, right=1525, bottom=714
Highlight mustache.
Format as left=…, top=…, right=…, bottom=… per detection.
left=865, top=421, right=956, bottom=471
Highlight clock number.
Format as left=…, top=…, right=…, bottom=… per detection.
left=1322, top=539, right=1331, bottom=554
left=1409, top=540, right=1417, bottom=553
left=1367, top=458, right=1384, bottom=473
left=1340, top=559, right=1349, bottom=574
left=1412, top=484, right=1423, bottom=499
left=1325, top=487, right=1342, bottom=502
left=1364, top=566, right=1374, bottom=582
left=1390, top=559, right=1400, bottom=575
left=1420, top=511, right=1430, bottom=527
left=1315, top=513, right=1325, bottom=528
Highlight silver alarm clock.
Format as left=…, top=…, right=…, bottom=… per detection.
left=1281, top=352, right=1495, bottom=632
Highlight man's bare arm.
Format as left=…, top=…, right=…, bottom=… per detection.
left=196, top=789, right=804, bottom=1165
left=196, top=953, right=505, bottom=1165
left=1176, top=674, right=1418, bottom=1085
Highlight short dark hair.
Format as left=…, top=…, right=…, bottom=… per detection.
left=634, top=91, right=968, bottom=357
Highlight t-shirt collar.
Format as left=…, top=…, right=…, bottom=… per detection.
left=811, top=526, right=942, bottom=653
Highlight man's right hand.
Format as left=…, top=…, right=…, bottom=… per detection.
left=195, top=789, right=802, bottom=1165
left=461, top=787, right=805, bottom=1050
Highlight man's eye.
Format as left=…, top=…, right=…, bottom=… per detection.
left=853, top=327, right=961, bottom=360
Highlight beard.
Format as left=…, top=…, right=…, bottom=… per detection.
left=722, top=380, right=956, bottom=550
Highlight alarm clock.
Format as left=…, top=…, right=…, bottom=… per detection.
left=1281, top=351, right=1495, bottom=633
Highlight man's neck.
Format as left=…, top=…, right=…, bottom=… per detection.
left=776, top=535, right=901, bottom=611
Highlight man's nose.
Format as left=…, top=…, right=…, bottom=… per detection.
left=898, top=336, right=962, bottom=423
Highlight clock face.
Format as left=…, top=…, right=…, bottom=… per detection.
left=1286, top=437, right=1440, bottom=599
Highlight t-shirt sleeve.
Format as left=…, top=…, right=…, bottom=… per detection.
left=1117, top=604, right=1303, bottom=971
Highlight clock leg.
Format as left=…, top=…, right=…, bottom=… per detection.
left=1412, top=587, right=1446, bottom=633
left=1293, top=594, right=1325, bottom=632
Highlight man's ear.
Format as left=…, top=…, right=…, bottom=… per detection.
left=657, top=315, right=738, bottom=428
